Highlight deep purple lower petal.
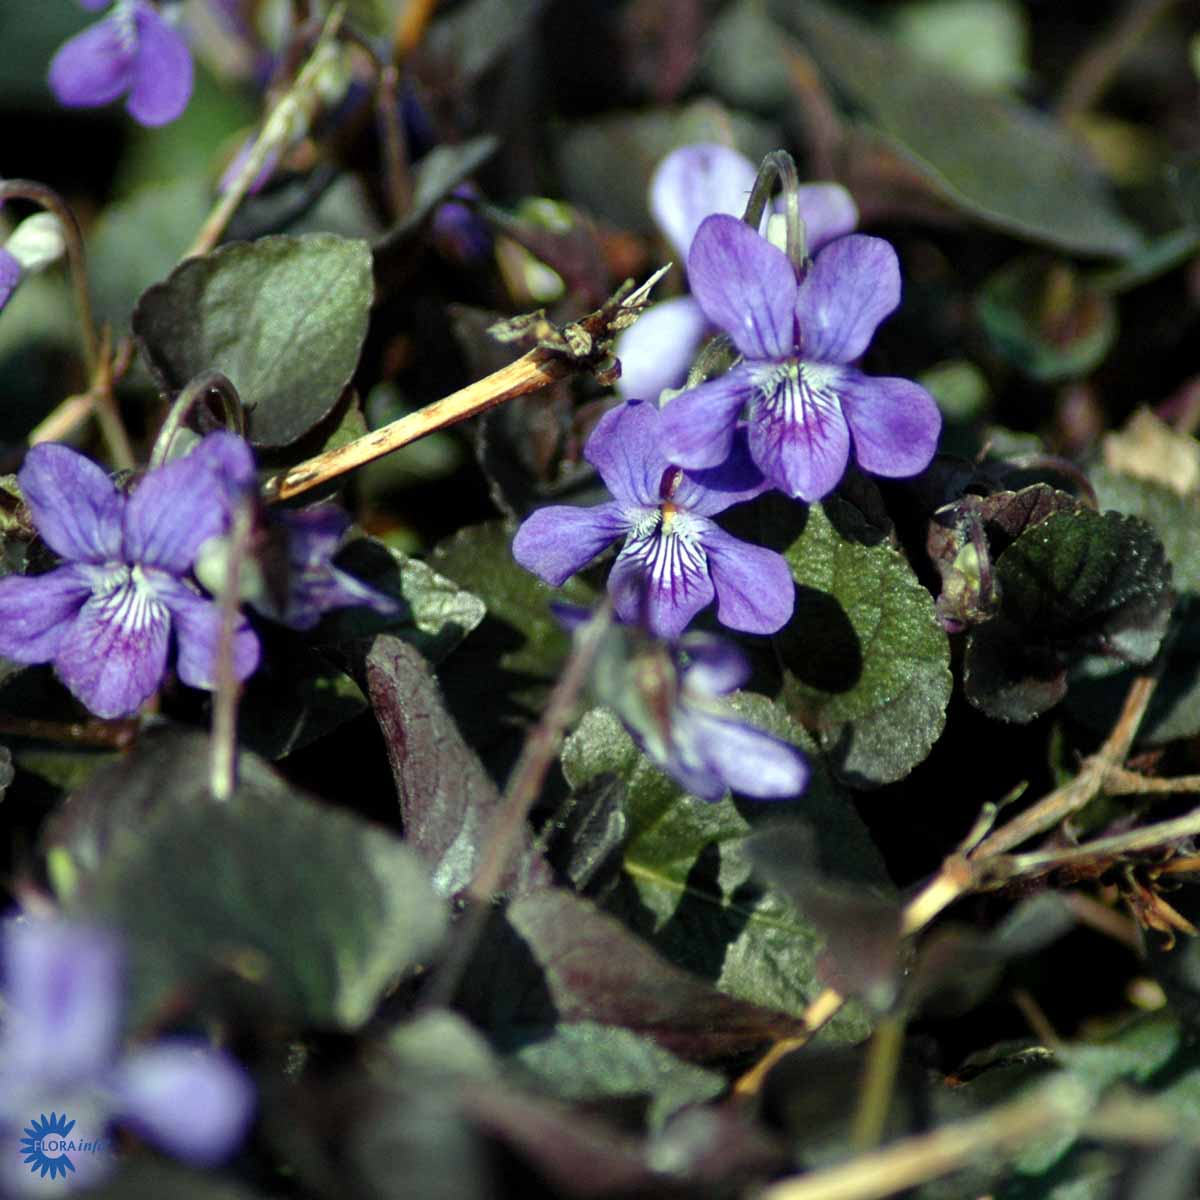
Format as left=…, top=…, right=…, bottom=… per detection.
left=0, top=565, right=94, bottom=663
left=512, top=501, right=629, bottom=586
left=19, top=444, right=123, bottom=563
left=614, top=296, right=710, bottom=404
left=748, top=363, right=850, bottom=500
left=838, top=369, right=942, bottom=479
left=690, top=710, right=809, bottom=799
left=53, top=572, right=172, bottom=718
left=608, top=522, right=715, bottom=638
left=48, top=15, right=136, bottom=110
left=1, top=920, right=122, bottom=1085
left=112, top=1041, right=254, bottom=1165
left=701, top=526, right=794, bottom=635
left=156, top=578, right=260, bottom=690
left=658, top=367, right=755, bottom=471
left=127, top=2, right=193, bottom=126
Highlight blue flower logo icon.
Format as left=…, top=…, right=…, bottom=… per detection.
left=20, top=1112, right=77, bottom=1180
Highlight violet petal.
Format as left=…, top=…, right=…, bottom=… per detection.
left=798, top=183, right=860, bottom=254
left=748, top=370, right=851, bottom=500
left=19, top=444, right=123, bottom=564
left=0, top=919, right=122, bottom=1085
left=512, top=501, right=629, bottom=587
left=0, top=565, right=95, bottom=664
left=613, top=296, right=709, bottom=403
left=679, top=634, right=751, bottom=695
left=700, top=526, right=795, bottom=635
left=0, top=248, right=22, bottom=311
left=53, top=574, right=172, bottom=718
left=650, top=144, right=759, bottom=263
left=112, top=1041, right=254, bottom=1165
left=690, top=710, right=809, bottom=799
left=607, top=522, right=715, bottom=638
left=48, top=13, right=136, bottom=110
left=658, top=367, right=755, bottom=471
left=794, top=234, right=900, bottom=365
left=687, top=215, right=797, bottom=360
left=124, top=450, right=240, bottom=574
left=673, top=428, right=768, bottom=517
left=839, top=369, right=942, bottom=480
left=156, top=576, right=260, bottom=690
left=584, top=399, right=672, bottom=506
left=126, top=1, right=193, bottom=126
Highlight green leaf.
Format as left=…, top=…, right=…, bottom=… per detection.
left=977, top=257, right=1118, bottom=382
left=769, top=0, right=1142, bottom=257
left=319, top=538, right=487, bottom=663
left=966, top=508, right=1173, bottom=722
left=561, top=694, right=889, bottom=1037
left=771, top=497, right=952, bottom=787
left=505, top=1022, right=724, bottom=1127
left=133, top=233, right=374, bottom=449
left=55, top=730, right=445, bottom=1027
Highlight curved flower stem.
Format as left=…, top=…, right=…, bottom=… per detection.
left=186, top=8, right=345, bottom=259
left=421, top=600, right=614, bottom=1010
left=742, top=149, right=807, bottom=267
left=210, top=498, right=253, bottom=802
left=149, top=371, right=246, bottom=469
left=1, top=181, right=135, bottom=469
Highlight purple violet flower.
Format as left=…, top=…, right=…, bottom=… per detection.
left=0, top=435, right=259, bottom=719
left=0, top=919, right=254, bottom=1194
left=192, top=436, right=397, bottom=631
left=617, top=144, right=859, bottom=403
left=562, top=609, right=808, bottom=803
left=48, top=0, right=194, bottom=128
left=0, top=249, right=21, bottom=315
left=513, top=399, right=793, bottom=639
left=658, top=214, right=942, bottom=501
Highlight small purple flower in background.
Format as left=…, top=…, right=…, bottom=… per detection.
left=192, top=435, right=397, bottom=631
left=659, top=214, right=942, bottom=501
left=616, top=144, right=859, bottom=403
left=0, top=919, right=253, bottom=1194
left=0, top=434, right=259, bottom=719
left=49, top=0, right=194, bottom=128
left=513, top=400, right=794, bottom=639
left=0, top=250, right=20, bottom=315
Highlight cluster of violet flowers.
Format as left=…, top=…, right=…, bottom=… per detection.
left=514, top=145, right=942, bottom=805
left=0, top=918, right=253, bottom=1193
left=0, top=432, right=392, bottom=720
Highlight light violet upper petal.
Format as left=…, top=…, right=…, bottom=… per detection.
left=584, top=399, right=673, bottom=505
left=794, top=234, right=900, bottom=365
left=673, top=428, right=768, bottom=516
left=838, top=369, right=942, bottom=480
left=748, top=367, right=851, bottom=500
left=607, top=524, right=715, bottom=639
left=512, top=502, right=630, bottom=587
left=156, top=577, right=260, bottom=689
left=688, top=215, right=797, bottom=360
left=700, top=525, right=795, bottom=635
left=126, top=1, right=193, bottom=127
left=614, top=296, right=709, bottom=403
left=659, top=367, right=755, bottom=471
left=650, top=144, right=759, bottom=262
left=54, top=575, right=172, bottom=718
left=111, top=1041, right=255, bottom=1165
left=690, top=709, right=809, bottom=800
left=0, top=564, right=94, bottom=664
left=124, top=452, right=241, bottom=574
left=48, top=14, right=137, bottom=110
left=679, top=633, right=751, bottom=696
left=19, top=444, right=123, bottom=563
left=798, top=183, right=860, bottom=253
left=0, top=919, right=123, bottom=1086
